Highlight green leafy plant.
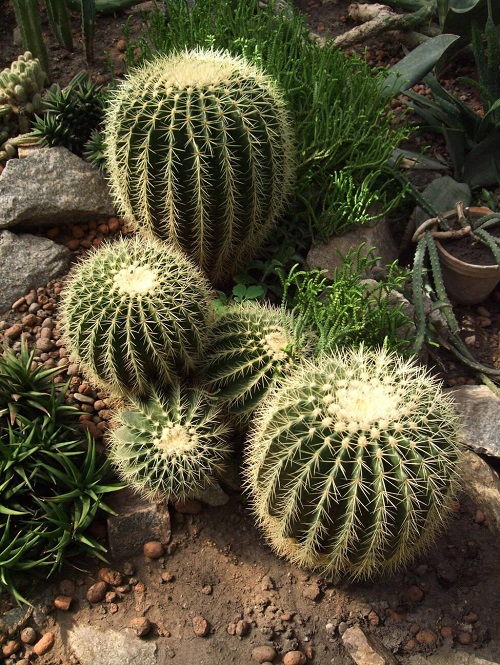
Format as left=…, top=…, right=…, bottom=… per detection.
left=103, top=47, right=295, bottom=287
left=245, top=345, right=464, bottom=580
left=109, top=383, right=233, bottom=501
left=60, top=235, right=212, bottom=396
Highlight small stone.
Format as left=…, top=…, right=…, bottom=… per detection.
left=116, top=584, right=131, bottom=593
left=192, top=615, right=210, bottom=637
left=227, top=622, right=236, bottom=635
left=261, top=575, right=275, bottom=591
left=17, top=660, right=29, bottom=665
left=110, top=603, right=119, bottom=614
left=474, top=510, right=486, bottom=524
left=134, top=581, right=146, bottom=593
left=73, top=392, right=95, bottom=405
left=281, top=613, right=293, bottom=622
left=283, top=650, right=307, bottom=665
left=477, top=306, right=490, bottom=317
left=464, top=335, right=476, bottom=346
left=21, top=313, right=38, bottom=326
left=161, top=571, right=175, bottom=583
left=235, top=619, right=250, bottom=637
left=144, top=541, right=165, bottom=559
left=4, top=324, right=23, bottom=339
left=252, top=645, right=277, bottom=663
left=122, top=561, right=135, bottom=576
left=174, top=499, right=202, bottom=514
left=464, top=612, right=479, bottom=624
left=458, top=632, right=472, bottom=645
left=54, top=595, right=72, bottom=611
left=2, top=640, right=20, bottom=657
left=20, top=627, right=36, bottom=644
left=304, top=646, right=314, bottom=660
left=368, top=610, right=380, bottom=626
left=415, top=628, right=438, bottom=645
left=66, top=363, right=80, bottom=375
left=407, top=585, right=424, bottom=602
left=440, top=626, right=453, bottom=638
left=33, top=631, right=55, bottom=656
left=130, top=617, right=151, bottom=637
left=35, top=337, right=53, bottom=353
left=87, top=580, right=107, bottom=603
left=98, top=567, right=123, bottom=586
left=105, top=591, right=118, bottom=603
left=403, top=639, right=417, bottom=652
left=202, top=585, right=212, bottom=595
left=302, top=581, right=321, bottom=601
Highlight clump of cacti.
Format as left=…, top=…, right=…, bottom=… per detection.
left=109, top=383, right=233, bottom=501
left=59, top=236, right=212, bottom=396
left=103, top=47, right=295, bottom=286
left=200, top=302, right=315, bottom=420
left=245, top=346, right=463, bottom=580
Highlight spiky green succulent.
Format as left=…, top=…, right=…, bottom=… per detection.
left=109, top=383, right=234, bottom=501
left=60, top=236, right=212, bottom=396
left=245, top=346, right=463, bottom=580
left=103, top=47, right=295, bottom=286
left=200, top=302, right=315, bottom=420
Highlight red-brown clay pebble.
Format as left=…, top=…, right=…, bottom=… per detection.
left=441, top=626, right=453, bottom=638
left=130, top=617, right=151, bottom=637
left=474, top=510, right=486, bottom=524
left=54, top=595, right=72, bottom=611
left=108, top=217, right=121, bottom=233
left=403, top=639, right=417, bottom=652
left=407, top=585, right=424, bottom=602
left=144, top=541, right=165, bottom=559
left=235, top=619, right=250, bottom=637
left=105, top=591, right=118, bottom=603
left=409, top=623, right=421, bottom=635
left=415, top=628, right=438, bottom=645
left=98, top=567, right=123, bottom=586
left=20, top=627, right=36, bottom=644
left=464, top=612, right=479, bottom=623
left=2, top=640, right=20, bottom=657
left=4, top=323, right=23, bottom=339
left=33, top=631, right=55, bottom=656
left=458, top=632, right=472, bottom=645
left=174, top=498, right=202, bottom=514
left=192, top=615, right=210, bottom=637
left=66, top=238, right=81, bottom=251
left=252, top=646, right=277, bottom=663
left=283, top=650, right=307, bottom=665
left=386, top=608, right=406, bottom=623
left=87, top=580, right=107, bottom=603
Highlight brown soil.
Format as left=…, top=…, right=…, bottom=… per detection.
left=1, top=2, right=500, bottom=665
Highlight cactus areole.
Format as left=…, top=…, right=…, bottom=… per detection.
left=104, top=48, right=295, bottom=286
left=245, top=347, right=463, bottom=580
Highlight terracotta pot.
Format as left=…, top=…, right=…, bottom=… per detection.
left=435, top=207, right=500, bottom=306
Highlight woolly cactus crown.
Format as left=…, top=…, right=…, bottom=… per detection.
left=246, top=346, right=463, bottom=580
left=103, top=47, right=295, bottom=285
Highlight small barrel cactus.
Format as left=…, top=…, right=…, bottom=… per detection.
left=60, top=236, right=212, bottom=395
left=109, top=383, right=233, bottom=501
left=245, top=346, right=463, bottom=580
left=103, top=47, right=295, bottom=286
left=200, top=302, right=315, bottom=420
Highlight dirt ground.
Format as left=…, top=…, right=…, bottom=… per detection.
left=1, top=1, right=500, bottom=664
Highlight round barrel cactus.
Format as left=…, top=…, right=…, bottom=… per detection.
left=103, top=47, right=295, bottom=286
left=200, top=302, right=315, bottom=420
left=60, top=236, right=212, bottom=396
left=245, top=346, right=463, bottom=580
left=109, top=383, right=233, bottom=501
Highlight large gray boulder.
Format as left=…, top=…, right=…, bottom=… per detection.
left=68, top=626, right=157, bottom=665
left=0, top=230, right=70, bottom=313
left=0, top=147, right=115, bottom=229
left=447, top=385, right=500, bottom=459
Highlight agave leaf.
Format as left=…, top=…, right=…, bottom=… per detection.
left=463, top=133, right=500, bottom=187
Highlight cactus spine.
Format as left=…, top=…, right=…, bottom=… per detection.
left=109, top=384, right=233, bottom=501
left=245, top=346, right=463, bottom=579
left=104, top=48, right=295, bottom=286
left=60, top=236, right=212, bottom=396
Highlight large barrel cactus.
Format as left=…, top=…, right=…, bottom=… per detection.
left=245, top=346, right=463, bottom=579
left=60, top=236, right=212, bottom=396
left=103, top=47, right=295, bottom=286
left=109, top=383, right=233, bottom=501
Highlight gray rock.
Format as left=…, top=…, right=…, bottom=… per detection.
left=447, top=385, right=500, bottom=458
left=408, top=650, right=500, bottom=665
left=461, top=450, right=500, bottom=541
left=192, top=482, right=230, bottom=506
left=0, top=231, right=70, bottom=313
left=306, top=217, right=398, bottom=279
left=0, top=147, right=115, bottom=229
left=69, top=626, right=157, bottom=665
left=341, top=624, right=399, bottom=665
left=106, top=488, right=171, bottom=559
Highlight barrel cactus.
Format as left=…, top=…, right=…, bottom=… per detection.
left=200, top=302, right=315, bottom=420
left=60, top=236, right=212, bottom=396
left=109, top=383, right=233, bottom=501
left=103, top=47, right=295, bottom=286
left=245, top=346, right=463, bottom=580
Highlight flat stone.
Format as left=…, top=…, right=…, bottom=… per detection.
left=446, top=385, right=500, bottom=458
left=69, top=625, right=157, bottom=665
left=407, top=649, right=500, bottom=664
left=461, top=451, right=500, bottom=541
left=0, top=147, right=115, bottom=229
left=192, top=483, right=230, bottom=506
left=342, top=624, right=399, bottom=665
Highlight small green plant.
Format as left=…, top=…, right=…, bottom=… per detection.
left=0, top=343, right=121, bottom=604
left=109, top=383, right=233, bottom=501
left=60, top=235, right=212, bottom=396
left=103, top=47, right=295, bottom=287
left=245, top=345, right=464, bottom=580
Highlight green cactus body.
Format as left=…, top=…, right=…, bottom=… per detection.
left=245, top=347, right=463, bottom=579
left=60, top=236, right=212, bottom=396
left=109, top=383, right=233, bottom=501
left=201, top=302, right=314, bottom=420
left=104, top=48, right=295, bottom=286
left=0, top=52, right=46, bottom=110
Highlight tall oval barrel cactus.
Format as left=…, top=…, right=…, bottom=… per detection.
left=109, top=383, right=233, bottom=501
left=245, top=346, right=463, bottom=580
left=60, top=236, right=212, bottom=396
left=103, top=47, right=295, bottom=286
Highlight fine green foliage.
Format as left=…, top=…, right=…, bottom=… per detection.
left=59, top=235, right=212, bottom=396
left=104, top=47, right=294, bottom=287
left=200, top=302, right=315, bottom=420
left=281, top=248, right=413, bottom=355
left=109, top=383, right=233, bottom=501
left=31, top=72, right=106, bottom=157
left=0, top=344, right=121, bottom=604
left=245, top=346, right=463, bottom=580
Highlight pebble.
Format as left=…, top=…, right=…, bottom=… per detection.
left=2, top=641, right=20, bottom=657
left=4, top=323, right=23, bottom=339
left=458, top=632, right=472, bottom=645
left=174, top=499, right=202, bottom=514
left=192, top=615, right=210, bottom=637
left=130, top=617, right=151, bottom=637
left=161, top=571, right=175, bottom=583
left=134, top=581, right=146, bottom=593
left=415, top=628, right=438, bottom=645
left=99, top=567, right=123, bottom=586
left=440, top=626, right=453, bottom=638
left=302, top=581, right=321, bottom=601
left=252, top=646, right=277, bottom=663
left=20, top=627, right=36, bottom=644
left=144, top=541, right=165, bottom=559
left=283, top=650, right=307, bottom=665
left=202, top=584, right=212, bottom=595
left=33, top=631, right=55, bottom=656
left=105, top=591, right=118, bottom=603
left=407, top=585, right=424, bottom=602
left=116, top=584, right=131, bottom=593
left=87, top=580, right=107, bottom=603
left=54, top=595, right=72, bottom=611
left=464, top=612, right=479, bottom=623
left=123, top=561, right=135, bottom=576
left=367, top=610, right=380, bottom=626
left=235, top=619, right=250, bottom=637
left=73, top=392, right=95, bottom=405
